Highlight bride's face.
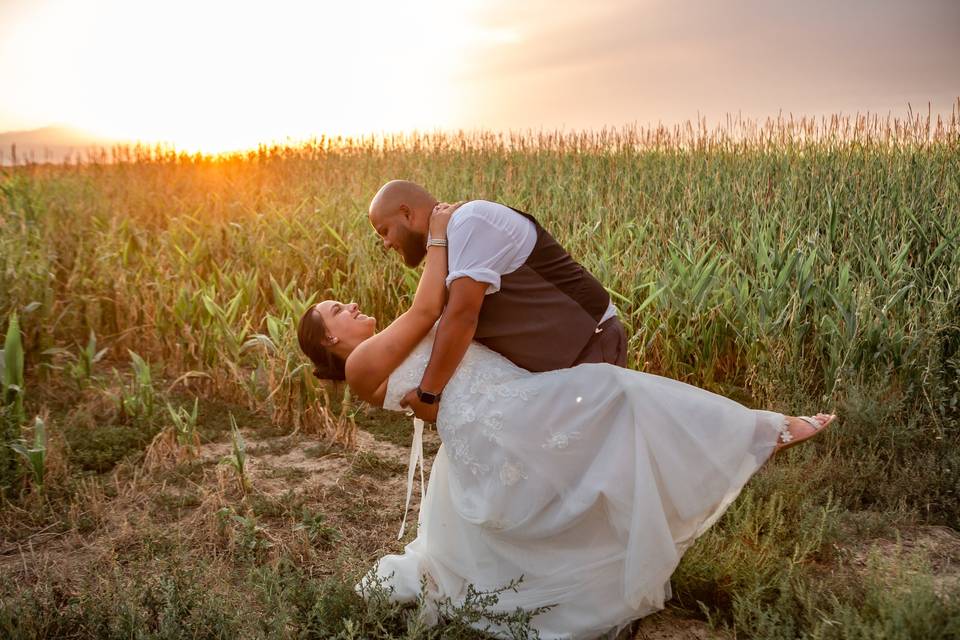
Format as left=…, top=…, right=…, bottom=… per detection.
left=313, top=300, right=377, bottom=345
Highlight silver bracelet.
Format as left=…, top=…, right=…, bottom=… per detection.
left=426, top=237, right=448, bottom=248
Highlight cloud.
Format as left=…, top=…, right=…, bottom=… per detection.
left=449, top=0, right=960, bottom=128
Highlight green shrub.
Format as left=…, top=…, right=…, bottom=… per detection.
left=66, top=422, right=158, bottom=473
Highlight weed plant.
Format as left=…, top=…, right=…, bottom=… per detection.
left=9, top=415, right=46, bottom=494
left=220, top=414, right=251, bottom=495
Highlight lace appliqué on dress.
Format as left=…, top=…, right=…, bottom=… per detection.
left=449, top=435, right=491, bottom=476
left=481, top=411, right=505, bottom=444
left=384, top=327, right=537, bottom=485
left=542, top=430, right=582, bottom=450
left=436, top=342, right=537, bottom=482
left=499, top=459, right=528, bottom=486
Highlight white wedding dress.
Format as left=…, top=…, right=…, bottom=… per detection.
left=359, top=326, right=786, bottom=639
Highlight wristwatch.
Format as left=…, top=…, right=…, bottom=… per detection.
left=416, top=385, right=443, bottom=404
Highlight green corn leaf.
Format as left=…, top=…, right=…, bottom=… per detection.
left=225, top=289, right=244, bottom=324
left=820, top=314, right=841, bottom=338
left=605, top=287, right=631, bottom=305
left=827, top=190, right=838, bottom=247
left=904, top=208, right=929, bottom=246
left=887, top=240, right=912, bottom=276
left=322, top=221, right=349, bottom=253
left=84, top=330, right=97, bottom=358
left=229, top=414, right=245, bottom=459
left=289, top=363, right=313, bottom=378
left=927, top=230, right=959, bottom=265
left=241, top=333, right=277, bottom=355
left=32, top=415, right=45, bottom=450
left=691, top=255, right=722, bottom=308
left=128, top=350, right=148, bottom=376
left=3, top=313, right=24, bottom=391
left=756, top=231, right=770, bottom=275
left=837, top=263, right=851, bottom=293
left=774, top=250, right=800, bottom=290
left=8, top=440, right=27, bottom=457
left=266, top=316, right=283, bottom=345
left=881, top=283, right=914, bottom=315
left=798, top=250, right=817, bottom=283
left=202, top=295, right=223, bottom=319
left=635, top=285, right=667, bottom=314
left=166, top=402, right=180, bottom=424
left=270, top=276, right=291, bottom=312
left=171, top=242, right=191, bottom=263
left=9, top=416, right=46, bottom=488
left=864, top=248, right=885, bottom=284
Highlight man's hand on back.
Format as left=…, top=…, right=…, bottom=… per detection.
left=402, top=277, right=488, bottom=422
left=399, top=389, right=439, bottom=422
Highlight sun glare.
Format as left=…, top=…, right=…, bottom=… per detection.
left=6, top=0, right=481, bottom=153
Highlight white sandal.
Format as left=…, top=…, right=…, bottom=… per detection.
left=775, top=414, right=835, bottom=452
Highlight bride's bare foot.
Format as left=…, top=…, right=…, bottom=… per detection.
left=774, top=413, right=836, bottom=454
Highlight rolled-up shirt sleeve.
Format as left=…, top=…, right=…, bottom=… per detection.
left=445, top=211, right=529, bottom=294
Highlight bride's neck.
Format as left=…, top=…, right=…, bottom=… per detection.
left=333, top=333, right=373, bottom=362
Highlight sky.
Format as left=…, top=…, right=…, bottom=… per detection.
left=1, top=0, right=958, bottom=152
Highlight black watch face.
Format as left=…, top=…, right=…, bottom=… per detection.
left=418, top=389, right=439, bottom=404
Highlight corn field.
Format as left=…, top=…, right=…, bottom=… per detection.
left=3, top=108, right=958, bottom=429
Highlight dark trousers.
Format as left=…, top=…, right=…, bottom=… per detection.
left=572, top=316, right=628, bottom=368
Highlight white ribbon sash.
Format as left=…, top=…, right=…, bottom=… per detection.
left=397, top=417, right=426, bottom=540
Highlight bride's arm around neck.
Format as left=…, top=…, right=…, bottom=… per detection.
left=345, top=208, right=455, bottom=406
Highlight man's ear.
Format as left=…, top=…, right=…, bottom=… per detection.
left=399, top=204, right=411, bottom=222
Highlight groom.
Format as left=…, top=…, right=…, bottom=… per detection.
left=368, top=179, right=627, bottom=421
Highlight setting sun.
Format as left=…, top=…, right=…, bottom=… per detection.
left=3, top=0, right=485, bottom=152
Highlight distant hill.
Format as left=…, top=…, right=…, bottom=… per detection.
left=0, top=125, right=118, bottom=165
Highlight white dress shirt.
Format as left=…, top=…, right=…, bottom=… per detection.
left=444, top=200, right=617, bottom=324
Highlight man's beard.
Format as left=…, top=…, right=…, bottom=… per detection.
left=398, top=227, right=427, bottom=267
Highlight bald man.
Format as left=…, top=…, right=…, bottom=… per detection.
left=368, top=179, right=628, bottom=421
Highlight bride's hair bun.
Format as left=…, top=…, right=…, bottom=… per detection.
left=310, top=355, right=345, bottom=381
left=297, top=304, right=347, bottom=382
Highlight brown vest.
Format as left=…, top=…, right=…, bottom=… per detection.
left=472, top=207, right=610, bottom=372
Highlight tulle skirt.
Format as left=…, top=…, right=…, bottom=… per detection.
left=361, top=363, right=786, bottom=639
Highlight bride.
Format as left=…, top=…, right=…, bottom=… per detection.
left=297, top=203, right=836, bottom=639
